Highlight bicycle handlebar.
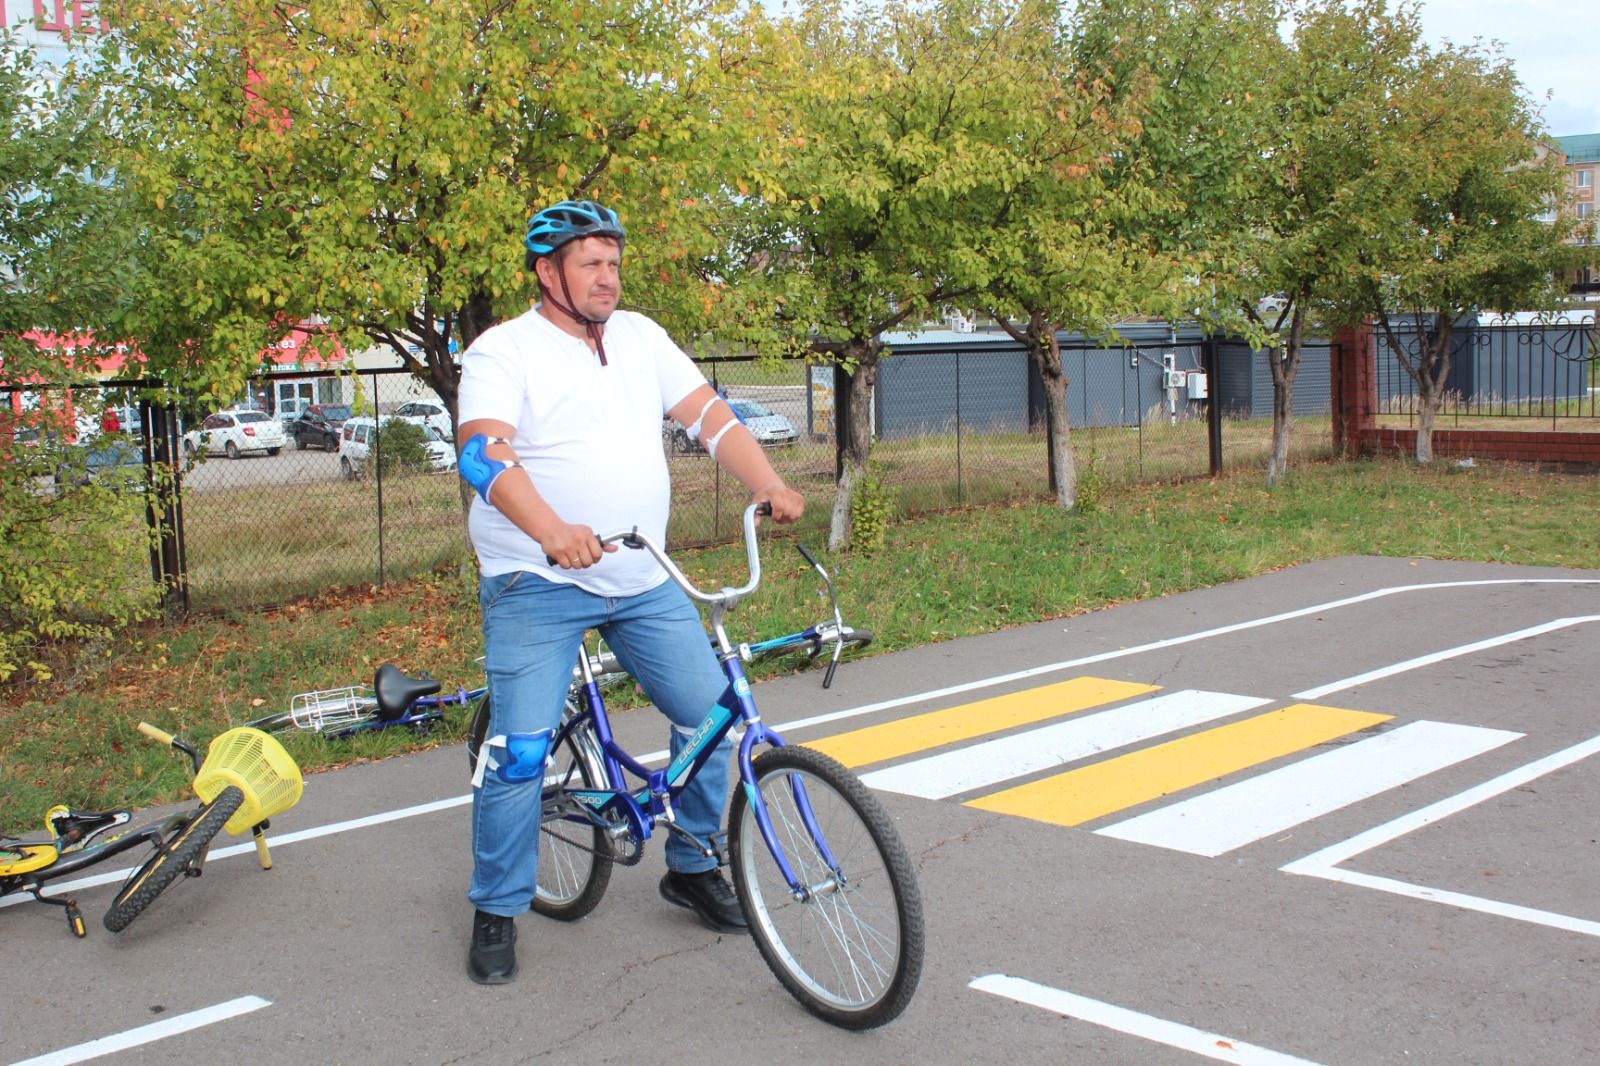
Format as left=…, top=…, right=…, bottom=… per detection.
left=137, top=722, right=175, bottom=747
left=137, top=721, right=201, bottom=772
left=601, top=502, right=770, bottom=609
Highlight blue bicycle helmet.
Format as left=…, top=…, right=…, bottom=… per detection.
left=523, top=200, right=626, bottom=260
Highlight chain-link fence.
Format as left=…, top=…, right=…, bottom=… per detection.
left=6, top=330, right=1338, bottom=613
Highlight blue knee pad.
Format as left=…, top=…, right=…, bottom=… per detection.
left=471, top=728, right=553, bottom=788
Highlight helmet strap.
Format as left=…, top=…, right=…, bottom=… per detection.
left=541, top=255, right=609, bottom=366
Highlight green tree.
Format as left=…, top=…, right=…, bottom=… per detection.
left=1236, top=0, right=1424, bottom=485
left=1353, top=45, right=1595, bottom=463
left=733, top=0, right=1028, bottom=549
left=982, top=0, right=1277, bottom=508
left=79, top=0, right=766, bottom=423
left=1, top=31, right=160, bottom=683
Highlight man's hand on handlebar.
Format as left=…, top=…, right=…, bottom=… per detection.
left=754, top=482, right=804, bottom=525
left=541, top=522, right=615, bottom=570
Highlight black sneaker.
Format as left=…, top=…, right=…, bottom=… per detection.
left=467, top=909, right=517, bottom=985
left=659, top=869, right=748, bottom=933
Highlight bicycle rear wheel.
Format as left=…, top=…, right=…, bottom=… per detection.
left=103, top=786, right=244, bottom=933
left=466, top=696, right=614, bottom=921
left=729, top=745, right=923, bottom=1030
left=533, top=725, right=614, bottom=920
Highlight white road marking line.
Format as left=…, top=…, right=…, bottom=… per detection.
left=970, top=974, right=1325, bottom=1065
left=9, top=996, right=270, bottom=1066
left=1281, top=732, right=1600, bottom=937
left=778, top=578, right=1600, bottom=736
left=1292, top=616, right=1600, bottom=700
left=13, top=580, right=1591, bottom=903
left=861, top=690, right=1270, bottom=799
left=1098, top=721, right=1522, bottom=856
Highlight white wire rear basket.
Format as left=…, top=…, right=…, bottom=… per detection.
left=288, top=685, right=378, bottom=732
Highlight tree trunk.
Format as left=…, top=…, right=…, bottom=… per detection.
left=1412, top=314, right=1454, bottom=465
left=1035, top=332, right=1075, bottom=509
left=1265, top=302, right=1307, bottom=487
left=993, top=308, right=1076, bottom=509
left=828, top=351, right=878, bottom=552
left=1414, top=396, right=1436, bottom=464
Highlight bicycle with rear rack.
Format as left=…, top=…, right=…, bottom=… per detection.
left=0, top=723, right=302, bottom=937
left=246, top=661, right=489, bottom=740
left=466, top=504, right=922, bottom=1029
left=252, top=539, right=872, bottom=743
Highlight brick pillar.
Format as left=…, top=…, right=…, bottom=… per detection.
left=1331, top=323, right=1375, bottom=458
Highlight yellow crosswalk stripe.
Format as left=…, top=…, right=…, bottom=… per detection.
left=807, top=676, right=1159, bottom=768
left=965, top=703, right=1393, bottom=827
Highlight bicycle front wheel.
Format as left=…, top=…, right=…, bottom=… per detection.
left=729, top=745, right=923, bottom=1030
left=103, top=786, right=244, bottom=933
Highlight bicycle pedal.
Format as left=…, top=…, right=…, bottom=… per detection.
left=66, top=903, right=86, bottom=938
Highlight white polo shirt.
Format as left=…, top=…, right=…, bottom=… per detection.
left=457, top=304, right=706, bottom=596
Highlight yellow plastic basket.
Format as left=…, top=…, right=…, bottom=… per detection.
left=193, top=727, right=304, bottom=836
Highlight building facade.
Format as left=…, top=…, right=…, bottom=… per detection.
left=1554, top=133, right=1600, bottom=295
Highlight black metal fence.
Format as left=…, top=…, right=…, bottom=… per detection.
left=1374, top=316, right=1600, bottom=426
left=7, top=330, right=1339, bottom=613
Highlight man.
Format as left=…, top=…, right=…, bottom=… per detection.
left=455, top=200, right=804, bottom=984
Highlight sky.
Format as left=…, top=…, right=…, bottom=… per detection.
left=1414, top=0, right=1597, bottom=138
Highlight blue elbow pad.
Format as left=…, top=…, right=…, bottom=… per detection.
left=459, top=433, right=522, bottom=503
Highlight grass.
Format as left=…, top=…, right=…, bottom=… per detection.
left=3, top=455, right=1597, bottom=834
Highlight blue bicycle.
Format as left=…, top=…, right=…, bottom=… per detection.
left=253, top=545, right=870, bottom=742
left=467, top=504, right=923, bottom=1029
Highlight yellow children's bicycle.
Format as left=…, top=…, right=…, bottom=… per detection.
left=0, top=723, right=302, bottom=937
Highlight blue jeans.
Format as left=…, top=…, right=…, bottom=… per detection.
left=470, top=571, right=732, bottom=916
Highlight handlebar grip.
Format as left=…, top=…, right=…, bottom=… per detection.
left=796, top=543, right=820, bottom=568
left=545, top=535, right=608, bottom=567
left=137, top=722, right=175, bottom=747
left=756, top=501, right=773, bottom=517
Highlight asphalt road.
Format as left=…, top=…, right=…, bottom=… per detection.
left=5, top=556, right=1598, bottom=1065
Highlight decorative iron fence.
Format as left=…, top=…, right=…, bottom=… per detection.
left=1374, top=316, right=1600, bottom=427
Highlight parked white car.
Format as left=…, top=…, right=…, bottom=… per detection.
left=390, top=400, right=454, bottom=441
left=181, top=410, right=288, bottom=459
left=728, top=398, right=798, bottom=447
left=338, top=417, right=456, bottom=480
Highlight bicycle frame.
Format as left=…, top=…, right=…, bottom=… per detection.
left=551, top=505, right=839, bottom=896
left=1, top=812, right=187, bottom=891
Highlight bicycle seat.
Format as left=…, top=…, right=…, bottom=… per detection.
left=47, top=807, right=130, bottom=848
left=374, top=663, right=443, bottom=721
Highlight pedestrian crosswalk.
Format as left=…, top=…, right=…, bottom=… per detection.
left=814, top=676, right=1524, bottom=858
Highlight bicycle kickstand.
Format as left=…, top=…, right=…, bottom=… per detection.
left=251, top=821, right=274, bottom=870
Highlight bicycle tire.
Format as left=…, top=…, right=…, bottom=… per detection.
left=465, top=693, right=491, bottom=775
left=532, top=725, right=614, bottom=920
left=728, top=745, right=923, bottom=1030
left=826, top=626, right=874, bottom=656
left=466, top=696, right=614, bottom=920
left=103, top=786, right=244, bottom=933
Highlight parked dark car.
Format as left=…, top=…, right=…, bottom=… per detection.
left=286, top=404, right=354, bottom=451
left=53, top=434, right=146, bottom=492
